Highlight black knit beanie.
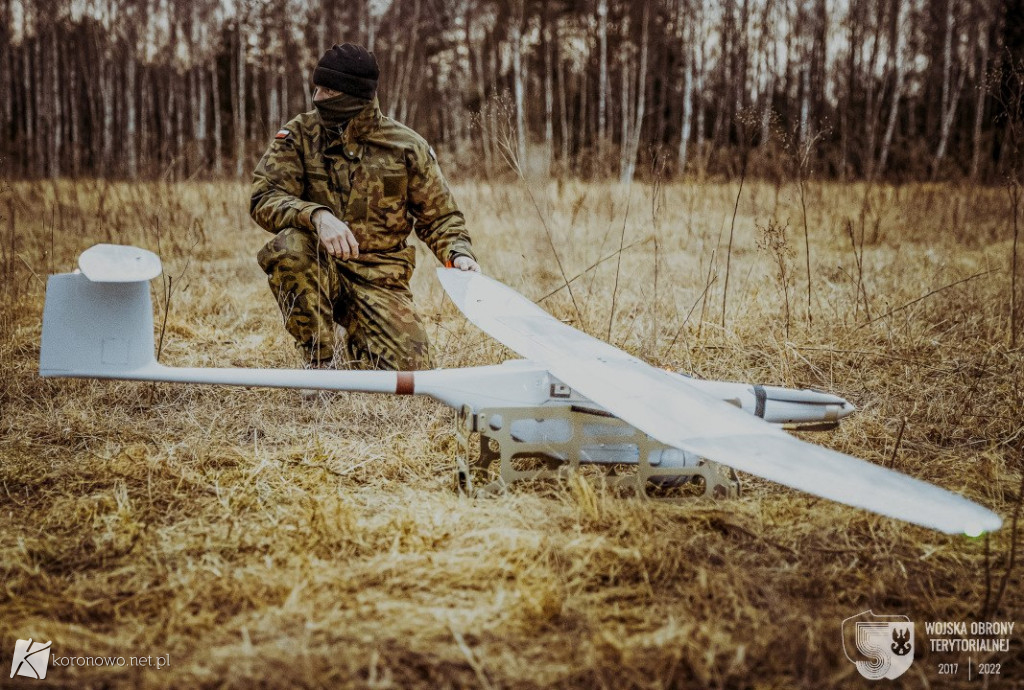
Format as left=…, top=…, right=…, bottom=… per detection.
left=313, top=43, right=379, bottom=99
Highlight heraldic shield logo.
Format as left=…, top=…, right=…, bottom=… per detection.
left=842, top=610, right=915, bottom=680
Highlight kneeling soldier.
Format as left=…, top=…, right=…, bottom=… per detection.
left=251, top=42, right=480, bottom=371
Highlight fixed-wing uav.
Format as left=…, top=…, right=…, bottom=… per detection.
left=39, top=244, right=1002, bottom=536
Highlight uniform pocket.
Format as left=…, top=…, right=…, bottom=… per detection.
left=345, top=243, right=416, bottom=289
left=345, top=195, right=368, bottom=224
left=350, top=165, right=410, bottom=251
left=303, top=171, right=334, bottom=209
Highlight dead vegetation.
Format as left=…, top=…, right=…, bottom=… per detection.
left=0, top=179, right=1022, bottom=688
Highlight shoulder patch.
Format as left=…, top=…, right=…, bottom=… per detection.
left=428, top=146, right=438, bottom=161
left=275, top=129, right=292, bottom=140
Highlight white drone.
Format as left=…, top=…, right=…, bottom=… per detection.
left=39, top=244, right=1002, bottom=536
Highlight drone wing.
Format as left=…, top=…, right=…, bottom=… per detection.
left=438, top=269, right=1002, bottom=536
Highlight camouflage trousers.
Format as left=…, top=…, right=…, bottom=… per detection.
left=257, top=227, right=431, bottom=370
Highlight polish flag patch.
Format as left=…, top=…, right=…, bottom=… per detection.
left=275, top=129, right=291, bottom=140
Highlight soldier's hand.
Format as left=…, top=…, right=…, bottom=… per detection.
left=313, top=210, right=359, bottom=260
left=452, top=256, right=481, bottom=273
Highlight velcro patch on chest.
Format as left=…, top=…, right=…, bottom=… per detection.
left=382, top=174, right=407, bottom=198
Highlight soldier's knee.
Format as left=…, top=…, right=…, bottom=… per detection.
left=401, top=344, right=432, bottom=371
left=257, top=227, right=321, bottom=275
left=385, top=316, right=432, bottom=371
left=363, top=342, right=431, bottom=371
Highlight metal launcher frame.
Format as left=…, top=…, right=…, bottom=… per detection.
left=454, top=403, right=741, bottom=500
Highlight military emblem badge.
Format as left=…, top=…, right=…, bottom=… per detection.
left=842, top=610, right=915, bottom=680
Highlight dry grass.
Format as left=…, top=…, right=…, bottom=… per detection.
left=0, top=178, right=1022, bottom=688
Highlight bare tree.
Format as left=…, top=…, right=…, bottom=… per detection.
left=597, top=0, right=609, bottom=161
left=510, top=0, right=528, bottom=169
left=877, top=0, right=907, bottom=177
left=932, top=0, right=968, bottom=176
left=620, top=1, right=649, bottom=184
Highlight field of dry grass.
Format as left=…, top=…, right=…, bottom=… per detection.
left=0, top=178, right=1022, bottom=688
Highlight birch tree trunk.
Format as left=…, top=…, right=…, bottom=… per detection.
left=235, top=20, right=247, bottom=178
left=464, top=11, right=489, bottom=175
left=24, top=43, right=35, bottom=177
left=877, top=0, right=906, bottom=176
left=102, top=57, right=114, bottom=177
left=197, top=66, right=208, bottom=168
left=0, top=0, right=8, bottom=155
left=678, top=46, right=694, bottom=174
left=710, top=0, right=731, bottom=149
left=862, top=1, right=882, bottom=179
left=754, top=0, right=774, bottom=150
left=579, top=65, right=588, bottom=165
left=736, top=0, right=750, bottom=118
left=126, top=54, right=138, bottom=178
left=166, top=72, right=177, bottom=174
left=366, top=0, right=376, bottom=51
left=619, top=45, right=632, bottom=176
left=933, top=0, right=966, bottom=175
left=798, top=63, right=810, bottom=150
left=49, top=27, right=61, bottom=178
left=556, top=19, right=570, bottom=169
left=695, top=2, right=709, bottom=177
left=510, top=2, right=528, bottom=171
left=970, top=7, right=991, bottom=181
left=396, top=0, right=421, bottom=123
left=31, top=39, right=42, bottom=176
left=212, top=60, right=223, bottom=176
left=175, top=72, right=185, bottom=179
left=679, top=0, right=696, bottom=175
left=268, top=65, right=280, bottom=132
left=139, top=67, right=149, bottom=176
left=317, top=0, right=327, bottom=52
left=597, top=0, right=608, bottom=161
left=621, top=2, right=649, bottom=185
left=542, top=2, right=554, bottom=174
left=281, top=61, right=289, bottom=124
left=68, top=44, right=80, bottom=176
left=839, top=3, right=858, bottom=179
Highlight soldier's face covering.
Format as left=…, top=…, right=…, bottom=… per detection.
left=314, top=92, right=371, bottom=129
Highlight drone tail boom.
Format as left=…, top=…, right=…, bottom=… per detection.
left=38, top=258, right=552, bottom=409
left=34, top=268, right=403, bottom=392
left=38, top=270, right=430, bottom=395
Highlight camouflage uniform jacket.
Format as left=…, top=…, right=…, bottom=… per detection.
left=250, top=97, right=475, bottom=266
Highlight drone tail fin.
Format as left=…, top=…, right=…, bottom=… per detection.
left=40, top=271, right=157, bottom=378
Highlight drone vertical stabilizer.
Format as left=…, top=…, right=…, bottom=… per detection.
left=40, top=272, right=157, bottom=377
left=40, top=244, right=162, bottom=378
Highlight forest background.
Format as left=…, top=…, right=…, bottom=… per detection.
left=2, top=0, right=1024, bottom=183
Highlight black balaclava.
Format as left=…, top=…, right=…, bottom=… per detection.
left=314, top=92, right=371, bottom=129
